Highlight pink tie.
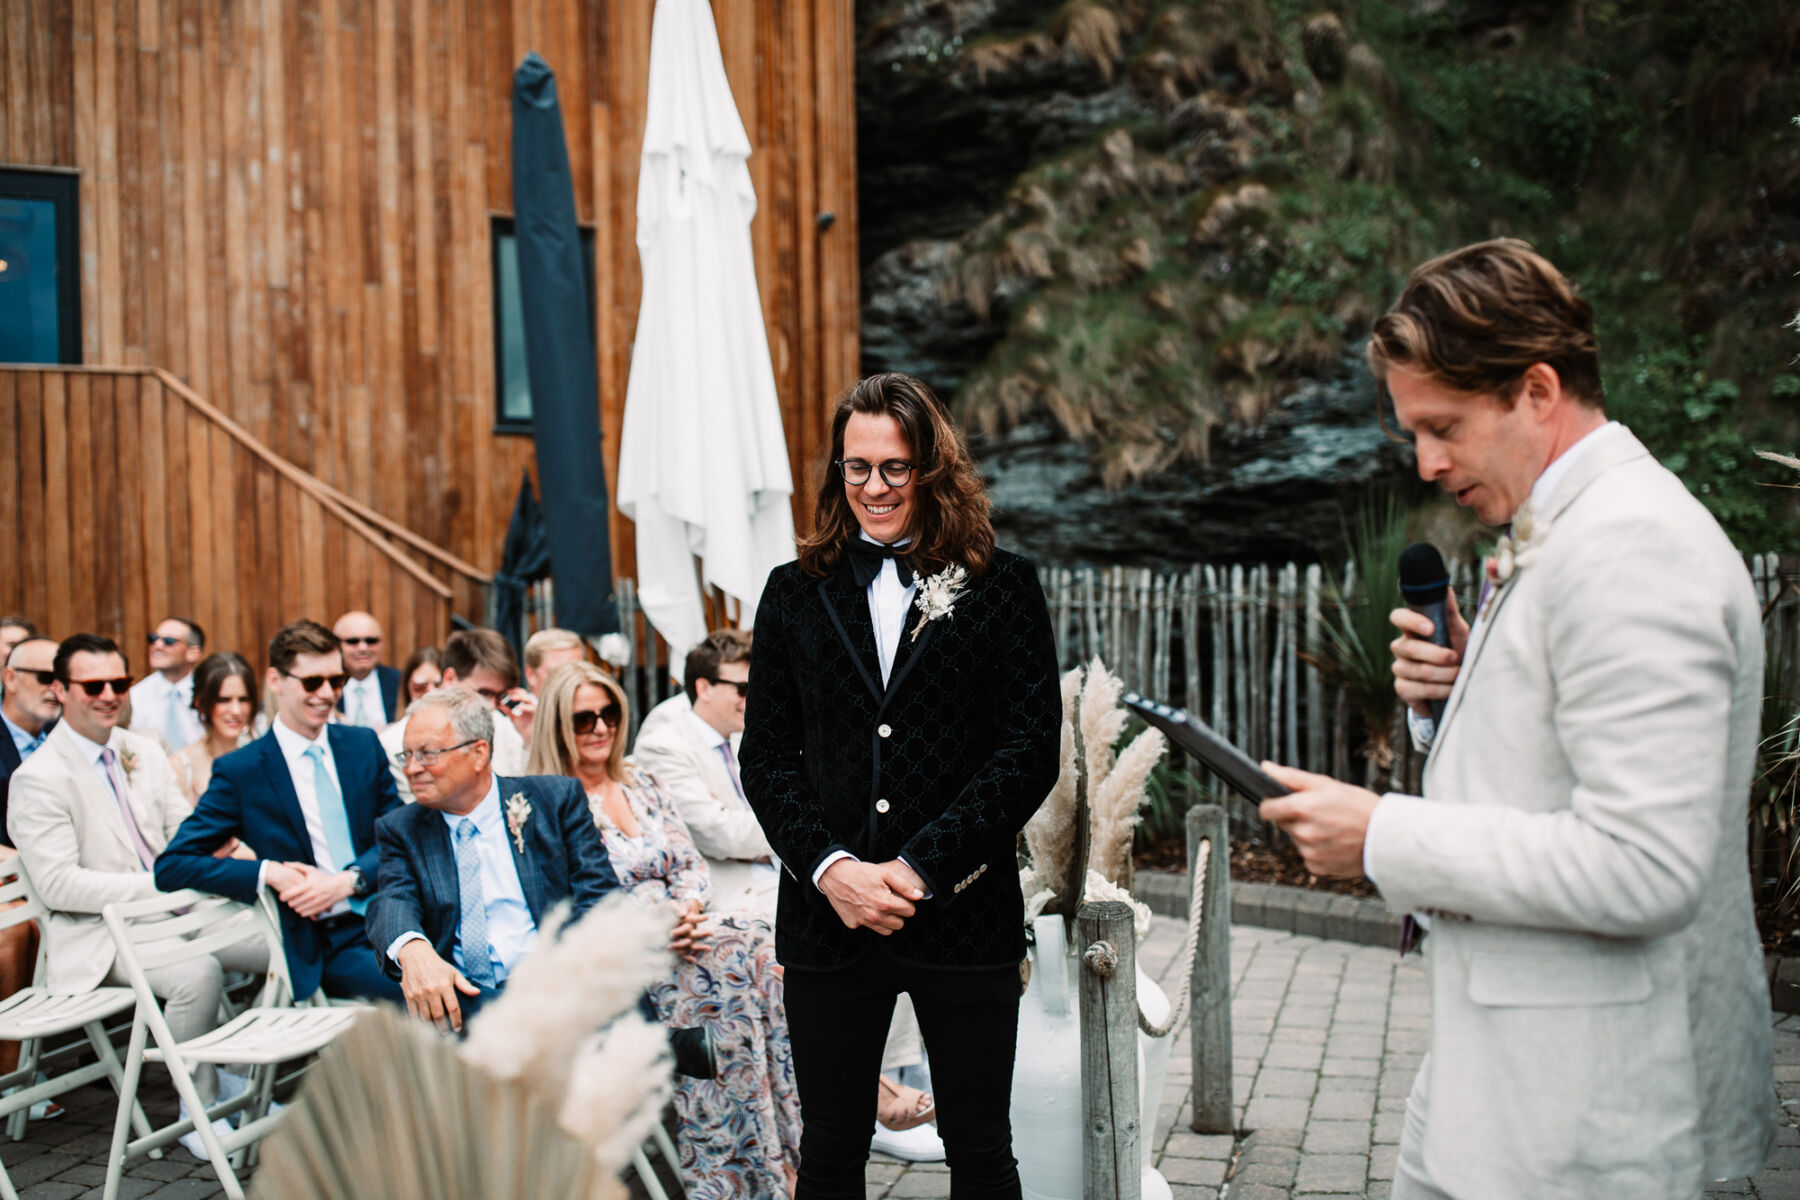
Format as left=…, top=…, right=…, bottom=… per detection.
left=715, top=742, right=750, bottom=810
left=99, top=747, right=158, bottom=870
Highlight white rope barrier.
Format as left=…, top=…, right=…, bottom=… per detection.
left=1138, top=839, right=1207, bottom=1038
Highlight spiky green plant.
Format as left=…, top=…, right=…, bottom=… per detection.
left=1312, top=493, right=1408, bottom=783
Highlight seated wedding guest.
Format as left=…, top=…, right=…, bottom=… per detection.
left=381, top=630, right=528, bottom=803
left=0, top=636, right=59, bottom=1119
left=333, top=611, right=398, bottom=731
left=499, top=628, right=589, bottom=747
left=634, top=631, right=941, bottom=1157
left=365, top=686, right=619, bottom=1033
left=157, top=620, right=402, bottom=1003
left=128, top=617, right=206, bottom=752
left=529, top=662, right=801, bottom=1200
left=631, top=630, right=775, bottom=914
left=400, top=647, right=443, bottom=706
left=170, top=653, right=258, bottom=805
left=12, top=634, right=267, bottom=1157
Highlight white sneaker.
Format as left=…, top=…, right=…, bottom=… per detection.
left=216, top=1070, right=252, bottom=1103
left=870, top=1121, right=945, bottom=1163
left=177, top=1102, right=235, bottom=1161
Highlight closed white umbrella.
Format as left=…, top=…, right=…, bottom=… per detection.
left=617, top=0, right=794, bottom=673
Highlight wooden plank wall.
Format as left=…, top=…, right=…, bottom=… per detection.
left=0, top=365, right=452, bottom=671
left=0, top=0, right=859, bottom=598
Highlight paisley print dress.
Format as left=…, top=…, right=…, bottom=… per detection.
left=590, top=767, right=801, bottom=1200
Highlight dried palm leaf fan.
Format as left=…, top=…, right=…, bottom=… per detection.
left=252, top=897, right=674, bottom=1200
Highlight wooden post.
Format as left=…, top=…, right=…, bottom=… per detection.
left=1078, top=899, right=1141, bottom=1200
left=1304, top=564, right=1323, bottom=775
left=1186, top=804, right=1234, bottom=1134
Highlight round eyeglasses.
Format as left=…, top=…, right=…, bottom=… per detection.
left=834, top=459, right=915, bottom=487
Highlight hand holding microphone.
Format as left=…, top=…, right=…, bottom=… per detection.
left=1389, top=543, right=1470, bottom=723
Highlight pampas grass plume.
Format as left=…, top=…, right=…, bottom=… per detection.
left=1088, top=725, right=1165, bottom=885
left=1079, top=658, right=1127, bottom=795
left=559, top=1016, right=674, bottom=1173
left=1024, top=666, right=1085, bottom=891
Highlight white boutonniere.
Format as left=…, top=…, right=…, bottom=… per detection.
left=909, top=564, right=969, bottom=642
left=1482, top=500, right=1548, bottom=617
left=118, top=746, right=140, bottom=784
left=505, top=792, right=532, bottom=853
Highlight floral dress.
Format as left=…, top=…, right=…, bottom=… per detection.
left=590, top=767, right=801, bottom=1200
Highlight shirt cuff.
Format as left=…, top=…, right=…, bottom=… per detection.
left=812, top=850, right=857, bottom=890
left=897, top=852, right=934, bottom=900
left=1406, top=709, right=1436, bottom=752
left=387, top=931, right=427, bottom=966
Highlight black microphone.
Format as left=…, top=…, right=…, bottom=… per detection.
left=1397, top=542, right=1452, bottom=725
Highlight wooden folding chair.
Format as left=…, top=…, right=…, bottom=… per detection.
left=0, top=858, right=152, bottom=1200
left=101, top=887, right=365, bottom=1200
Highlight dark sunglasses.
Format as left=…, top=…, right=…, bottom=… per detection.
left=703, top=677, right=748, bottom=697
left=69, top=677, right=134, bottom=697
left=341, top=636, right=382, bottom=646
left=12, top=669, right=55, bottom=687
left=571, top=705, right=622, bottom=736
left=146, top=633, right=189, bottom=648
left=283, top=671, right=350, bottom=693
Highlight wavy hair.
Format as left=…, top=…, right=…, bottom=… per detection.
left=797, top=372, right=995, bottom=578
left=527, top=661, right=629, bottom=784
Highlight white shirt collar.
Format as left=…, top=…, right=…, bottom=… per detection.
left=1525, top=420, right=1623, bottom=515
left=272, top=716, right=330, bottom=764
left=63, top=723, right=114, bottom=764
left=440, top=776, right=502, bottom=835
left=683, top=708, right=728, bottom=749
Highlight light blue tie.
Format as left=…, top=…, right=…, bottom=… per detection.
left=453, top=819, right=496, bottom=988
left=163, top=688, right=187, bottom=749
left=303, top=743, right=366, bottom=915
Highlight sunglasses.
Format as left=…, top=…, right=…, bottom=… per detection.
left=341, top=636, right=382, bottom=647
left=703, top=678, right=748, bottom=697
left=146, top=634, right=189, bottom=648
left=11, top=669, right=55, bottom=687
left=571, top=705, right=622, bottom=736
left=283, top=671, right=350, bottom=693
left=68, top=677, right=134, bottom=697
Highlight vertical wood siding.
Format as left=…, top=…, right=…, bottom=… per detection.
left=0, top=0, right=859, bottom=640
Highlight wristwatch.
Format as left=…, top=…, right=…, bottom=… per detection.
left=347, top=866, right=371, bottom=899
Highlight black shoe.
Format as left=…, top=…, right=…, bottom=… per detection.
left=667, top=1025, right=717, bottom=1080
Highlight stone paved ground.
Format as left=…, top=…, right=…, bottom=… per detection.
left=9, top=919, right=1800, bottom=1198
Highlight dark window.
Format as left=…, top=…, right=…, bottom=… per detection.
left=491, top=216, right=597, bottom=432
left=0, top=169, right=81, bottom=365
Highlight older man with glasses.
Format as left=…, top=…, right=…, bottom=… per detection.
left=380, top=629, right=530, bottom=803
left=128, top=617, right=206, bottom=752
left=156, top=620, right=402, bottom=1004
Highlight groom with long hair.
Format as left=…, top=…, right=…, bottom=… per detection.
left=741, top=372, right=1061, bottom=1199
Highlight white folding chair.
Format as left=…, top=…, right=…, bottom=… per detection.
left=101, top=887, right=365, bottom=1200
left=626, top=1121, right=682, bottom=1200
left=0, top=858, right=152, bottom=1200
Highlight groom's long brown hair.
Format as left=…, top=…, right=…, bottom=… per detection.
left=797, top=373, right=995, bottom=580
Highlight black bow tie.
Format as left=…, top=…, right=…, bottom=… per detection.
left=846, top=538, right=917, bottom=589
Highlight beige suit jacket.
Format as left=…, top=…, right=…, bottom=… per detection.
left=7, top=723, right=194, bottom=993
left=1365, top=430, right=1774, bottom=1198
left=630, top=694, right=777, bottom=915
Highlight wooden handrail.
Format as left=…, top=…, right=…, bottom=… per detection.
left=311, top=480, right=492, bottom=586
left=150, top=368, right=453, bottom=601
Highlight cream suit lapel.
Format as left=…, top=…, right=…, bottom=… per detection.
left=1429, top=429, right=1653, bottom=758
left=48, top=725, right=142, bottom=864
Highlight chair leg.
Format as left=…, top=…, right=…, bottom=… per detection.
left=650, top=1120, right=679, bottom=1168
left=87, top=1021, right=154, bottom=1144
left=102, top=1019, right=149, bottom=1200
left=5, top=1039, right=38, bottom=1142
left=0, top=1155, right=19, bottom=1200
left=631, top=1146, right=671, bottom=1200
left=160, top=1049, right=244, bottom=1200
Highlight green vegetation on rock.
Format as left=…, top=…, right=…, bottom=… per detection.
left=898, top=0, right=1800, bottom=549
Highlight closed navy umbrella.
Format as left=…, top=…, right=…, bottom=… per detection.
left=511, top=51, right=618, bottom=636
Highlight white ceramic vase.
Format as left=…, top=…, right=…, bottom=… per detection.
left=1010, top=913, right=1173, bottom=1200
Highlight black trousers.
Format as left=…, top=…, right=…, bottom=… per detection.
left=784, top=944, right=1023, bottom=1200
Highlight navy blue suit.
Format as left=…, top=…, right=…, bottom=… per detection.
left=0, top=718, right=52, bottom=850
left=155, top=724, right=402, bottom=1002
left=336, top=664, right=401, bottom=725
left=364, top=774, right=619, bottom=985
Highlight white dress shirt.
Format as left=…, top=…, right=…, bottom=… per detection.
left=340, top=672, right=390, bottom=731
left=1379, top=419, right=1626, bottom=886
left=813, top=533, right=932, bottom=895
left=63, top=725, right=126, bottom=799
left=128, top=671, right=204, bottom=750
left=386, top=778, right=538, bottom=985
left=270, top=719, right=353, bottom=917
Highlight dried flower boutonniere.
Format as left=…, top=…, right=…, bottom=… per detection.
left=505, top=792, right=533, bottom=854
left=118, top=745, right=140, bottom=784
left=909, top=564, right=969, bottom=642
left=1482, top=500, right=1549, bottom=618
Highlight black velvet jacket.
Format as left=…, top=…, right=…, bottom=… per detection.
left=740, top=547, right=1061, bottom=971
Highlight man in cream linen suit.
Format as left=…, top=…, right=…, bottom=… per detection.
left=1261, top=239, right=1774, bottom=1200
left=9, top=634, right=265, bottom=1152
left=631, top=629, right=778, bottom=914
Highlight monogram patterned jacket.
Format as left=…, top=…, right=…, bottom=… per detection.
left=740, top=547, right=1061, bottom=971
